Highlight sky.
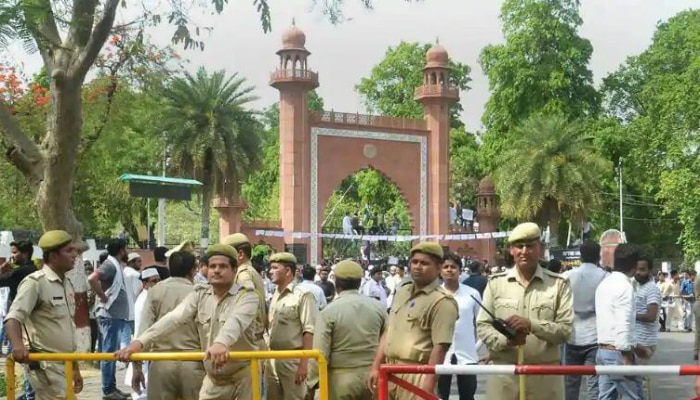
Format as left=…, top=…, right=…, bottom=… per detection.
left=6, top=0, right=700, bottom=132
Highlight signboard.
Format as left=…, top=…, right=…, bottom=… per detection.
left=550, top=248, right=582, bottom=269
left=129, top=181, right=193, bottom=201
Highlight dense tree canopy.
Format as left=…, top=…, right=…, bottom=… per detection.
left=478, top=0, right=599, bottom=172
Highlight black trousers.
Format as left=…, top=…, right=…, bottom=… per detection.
left=437, top=354, right=478, bottom=400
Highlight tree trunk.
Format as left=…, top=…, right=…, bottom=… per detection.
left=200, top=160, right=212, bottom=248
left=35, top=77, right=91, bottom=351
left=548, top=210, right=561, bottom=249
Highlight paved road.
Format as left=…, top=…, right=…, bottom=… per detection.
left=447, top=331, right=696, bottom=399
left=1, top=331, right=696, bottom=399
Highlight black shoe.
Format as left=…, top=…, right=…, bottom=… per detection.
left=114, top=388, right=130, bottom=398
left=102, top=392, right=128, bottom=400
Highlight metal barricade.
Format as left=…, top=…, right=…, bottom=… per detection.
left=377, top=363, right=700, bottom=400
left=5, top=350, right=329, bottom=400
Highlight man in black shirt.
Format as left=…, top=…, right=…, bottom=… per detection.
left=462, top=260, right=487, bottom=298
left=0, top=240, right=39, bottom=305
left=317, top=266, right=336, bottom=304
left=144, top=246, right=170, bottom=280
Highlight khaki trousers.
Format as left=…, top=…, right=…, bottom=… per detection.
left=389, top=372, right=430, bottom=400
left=26, top=362, right=67, bottom=400
left=328, top=367, right=373, bottom=400
left=199, top=366, right=252, bottom=400
left=147, top=360, right=206, bottom=400
left=486, top=374, right=564, bottom=400
left=265, top=358, right=306, bottom=400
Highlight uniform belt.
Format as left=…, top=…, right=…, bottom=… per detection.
left=386, top=359, right=423, bottom=365
left=598, top=344, right=618, bottom=350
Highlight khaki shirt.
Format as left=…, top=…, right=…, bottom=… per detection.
left=235, top=260, right=267, bottom=338
left=138, top=282, right=258, bottom=376
left=138, top=277, right=199, bottom=351
left=268, top=283, right=317, bottom=350
left=314, top=289, right=387, bottom=369
left=476, top=266, right=573, bottom=364
left=385, top=279, right=458, bottom=364
left=4, top=266, right=77, bottom=353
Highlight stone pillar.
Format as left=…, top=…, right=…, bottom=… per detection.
left=214, top=199, right=247, bottom=242
left=415, top=43, right=459, bottom=241
left=476, top=176, right=500, bottom=265
left=270, top=23, right=319, bottom=264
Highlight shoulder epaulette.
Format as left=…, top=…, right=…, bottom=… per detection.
left=400, top=279, right=414, bottom=287
left=488, top=272, right=507, bottom=280
left=542, top=269, right=565, bottom=279
left=193, top=283, right=210, bottom=292
left=435, top=285, right=454, bottom=298
left=26, top=270, right=45, bottom=281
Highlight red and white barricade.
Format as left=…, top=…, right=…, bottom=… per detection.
left=377, top=364, right=700, bottom=400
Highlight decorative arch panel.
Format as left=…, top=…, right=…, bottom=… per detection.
left=310, top=127, right=428, bottom=264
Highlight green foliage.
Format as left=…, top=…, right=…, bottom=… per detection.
left=492, top=115, right=611, bottom=246
left=478, top=0, right=599, bottom=172
left=450, top=128, right=482, bottom=208
left=355, top=41, right=471, bottom=128
left=160, top=66, right=263, bottom=239
left=601, top=9, right=700, bottom=260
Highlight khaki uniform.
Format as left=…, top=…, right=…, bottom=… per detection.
left=310, top=289, right=387, bottom=400
left=4, top=266, right=77, bottom=400
left=138, top=277, right=204, bottom=399
left=384, top=279, right=458, bottom=400
left=235, top=261, right=268, bottom=348
left=138, top=282, right=259, bottom=400
left=266, top=284, right=318, bottom=400
left=476, top=266, right=573, bottom=400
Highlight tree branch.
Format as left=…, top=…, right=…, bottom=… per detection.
left=0, top=102, right=44, bottom=185
left=81, top=75, right=119, bottom=153
left=22, top=0, right=63, bottom=71
left=74, top=0, right=120, bottom=79
left=66, top=0, right=98, bottom=49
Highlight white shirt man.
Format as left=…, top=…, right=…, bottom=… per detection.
left=298, top=277, right=327, bottom=311
left=342, top=214, right=353, bottom=235
left=438, top=256, right=480, bottom=400
left=595, top=244, right=643, bottom=400
left=362, top=267, right=388, bottom=309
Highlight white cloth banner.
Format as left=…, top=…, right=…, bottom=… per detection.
left=254, top=230, right=511, bottom=242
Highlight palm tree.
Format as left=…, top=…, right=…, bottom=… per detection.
left=492, top=114, right=611, bottom=247
left=159, top=67, right=262, bottom=245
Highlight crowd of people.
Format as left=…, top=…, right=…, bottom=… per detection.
left=0, top=222, right=698, bottom=400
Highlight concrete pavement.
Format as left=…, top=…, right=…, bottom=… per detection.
left=0, top=331, right=696, bottom=399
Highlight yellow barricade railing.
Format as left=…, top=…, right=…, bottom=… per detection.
left=5, top=350, right=329, bottom=400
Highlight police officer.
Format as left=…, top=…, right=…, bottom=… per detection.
left=368, top=242, right=459, bottom=400
left=266, top=252, right=318, bottom=400
left=476, top=222, right=573, bottom=400
left=131, top=251, right=204, bottom=399
left=222, top=233, right=268, bottom=350
left=117, top=243, right=259, bottom=400
left=4, top=230, right=83, bottom=399
left=308, top=260, right=386, bottom=400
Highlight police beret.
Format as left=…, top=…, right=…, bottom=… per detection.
left=508, top=222, right=541, bottom=243
left=334, top=260, right=363, bottom=279
left=166, top=240, right=195, bottom=258
left=269, top=252, right=297, bottom=264
left=206, top=243, right=237, bottom=260
left=38, top=230, right=72, bottom=251
left=222, top=233, right=249, bottom=248
left=410, top=241, right=444, bottom=259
